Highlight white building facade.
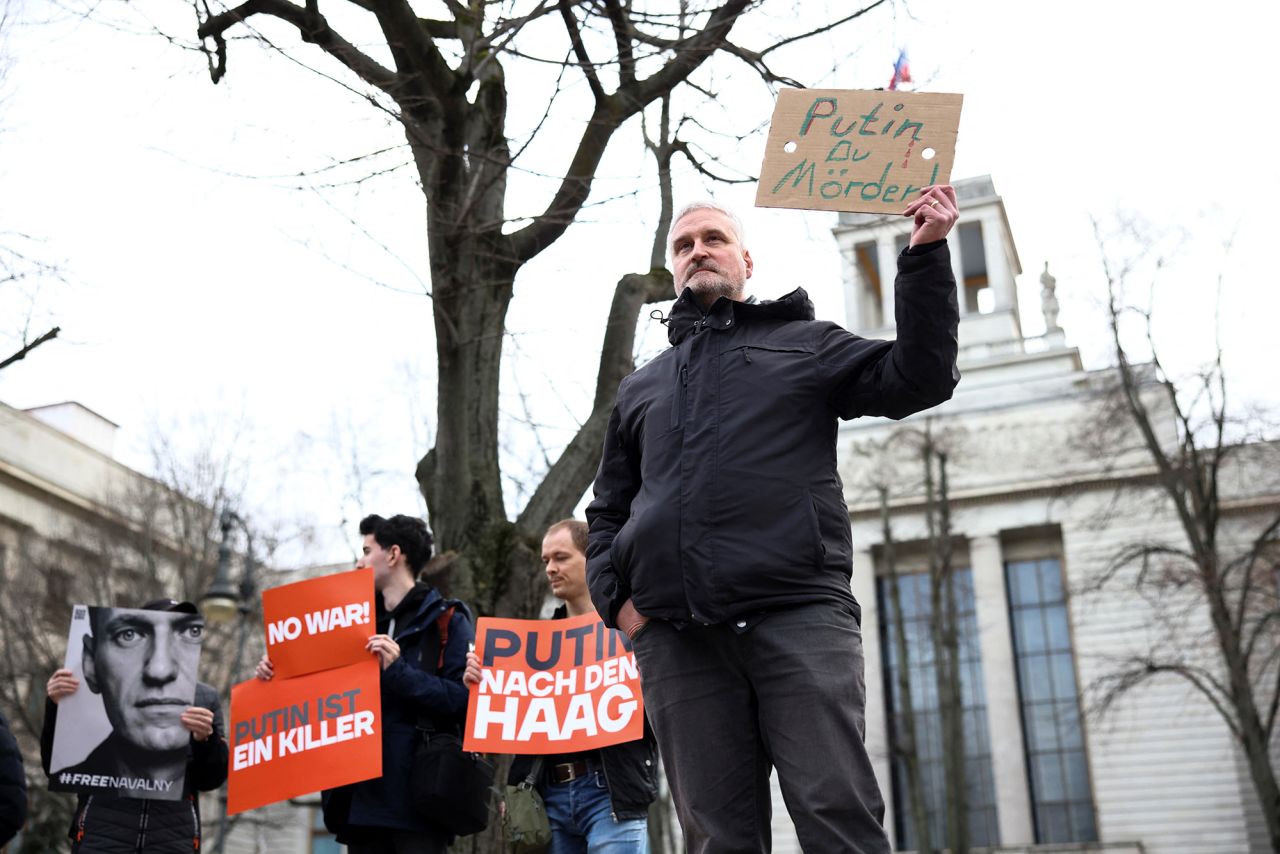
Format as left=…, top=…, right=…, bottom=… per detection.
left=763, top=176, right=1278, bottom=854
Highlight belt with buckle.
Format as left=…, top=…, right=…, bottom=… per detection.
left=550, top=760, right=590, bottom=783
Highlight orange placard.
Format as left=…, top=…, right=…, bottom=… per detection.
left=227, top=658, right=381, bottom=815
left=463, top=614, right=644, bottom=754
left=262, top=568, right=374, bottom=680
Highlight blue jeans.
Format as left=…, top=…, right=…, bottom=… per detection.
left=541, top=769, right=649, bottom=854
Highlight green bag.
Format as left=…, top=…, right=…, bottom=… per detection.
left=503, top=758, right=551, bottom=854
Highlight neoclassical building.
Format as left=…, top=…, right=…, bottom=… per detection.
left=763, top=175, right=1277, bottom=854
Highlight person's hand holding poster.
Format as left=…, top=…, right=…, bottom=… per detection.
left=261, top=567, right=374, bottom=680
left=227, top=658, right=381, bottom=814
left=464, top=613, right=644, bottom=754
left=48, top=604, right=205, bottom=800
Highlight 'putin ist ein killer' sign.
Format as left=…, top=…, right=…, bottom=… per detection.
left=756, top=88, right=963, bottom=215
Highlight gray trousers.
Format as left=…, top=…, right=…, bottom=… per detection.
left=632, top=601, right=890, bottom=854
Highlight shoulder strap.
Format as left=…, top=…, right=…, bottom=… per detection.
left=521, top=756, right=544, bottom=788
left=414, top=604, right=457, bottom=734
left=416, top=604, right=456, bottom=676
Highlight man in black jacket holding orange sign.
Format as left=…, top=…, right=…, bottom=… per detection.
left=465, top=519, right=657, bottom=852
left=585, top=187, right=962, bottom=853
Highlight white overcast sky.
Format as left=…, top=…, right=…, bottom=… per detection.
left=2, top=0, right=1277, bottom=566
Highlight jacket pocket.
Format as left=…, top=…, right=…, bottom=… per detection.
left=609, top=516, right=638, bottom=584
left=669, top=365, right=687, bottom=431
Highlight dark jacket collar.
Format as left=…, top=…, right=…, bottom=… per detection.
left=378, top=581, right=445, bottom=636
left=667, top=286, right=815, bottom=345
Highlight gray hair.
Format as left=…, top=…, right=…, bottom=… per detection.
left=667, top=200, right=746, bottom=258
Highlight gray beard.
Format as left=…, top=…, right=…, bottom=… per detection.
left=684, top=275, right=743, bottom=306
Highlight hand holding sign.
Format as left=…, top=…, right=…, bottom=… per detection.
left=365, top=634, right=401, bottom=670
left=904, top=184, right=959, bottom=246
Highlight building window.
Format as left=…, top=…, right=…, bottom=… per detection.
left=854, top=240, right=884, bottom=328
left=311, top=807, right=344, bottom=854
left=878, top=568, right=1001, bottom=849
left=1006, top=558, right=1097, bottom=844
left=957, top=221, right=990, bottom=314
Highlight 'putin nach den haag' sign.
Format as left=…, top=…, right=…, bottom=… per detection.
left=756, top=88, right=964, bottom=215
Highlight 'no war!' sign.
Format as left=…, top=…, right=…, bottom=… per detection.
left=463, top=613, right=644, bottom=754
left=261, top=568, right=375, bottom=680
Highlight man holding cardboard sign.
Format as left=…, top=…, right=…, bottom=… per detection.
left=586, top=189, right=960, bottom=853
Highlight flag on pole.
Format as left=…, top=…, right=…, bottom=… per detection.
left=888, top=49, right=912, bottom=90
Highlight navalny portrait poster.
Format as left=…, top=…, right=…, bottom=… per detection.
left=48, top=604, right=205, bottom=801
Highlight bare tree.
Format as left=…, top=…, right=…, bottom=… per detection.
left=177, top=0, right=890, bottom=619
left=877, top=481, right=933, bottom=854
left=1084, top=214, right=1280, bottom=851
left=919, top=426, right=967, bottom=854
left=853, top=423, right=974, bottom=853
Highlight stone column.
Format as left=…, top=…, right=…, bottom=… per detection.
left=980, top=211, right=1014, bottom=313
left=876, top=234, right=899, bottom=333
left=970, top=534, right=1035, bottom=845
left=838, top=236, right=864, bottom=332
left=851, top=547, right=895, bottom=842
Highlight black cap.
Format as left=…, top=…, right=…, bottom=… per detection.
left=138, top=598, right=200, bottom=615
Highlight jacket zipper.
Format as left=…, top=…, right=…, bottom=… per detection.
left=136, top=798, right=149, bottom=853
left=671, top=366, right=688, bottom=430
left=189, top=794, right=201, bottom=851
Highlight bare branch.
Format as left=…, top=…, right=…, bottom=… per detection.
left=603, top=0, right=636, bottom=86
left=0, top=326, right=60, bottom=371
left=558, top=0, right=606, bottom=103
left=759, top=0, right=887, bottom=56
left=1091, top=658, right=1240, bottom=740
left=674, top=139, right=755, bottom=184
left=509, top=0, right=753, bottom=264
left=197, top=0, right=399, bottom=93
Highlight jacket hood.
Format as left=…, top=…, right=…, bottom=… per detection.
left=667, top=286, right=815, bottom=345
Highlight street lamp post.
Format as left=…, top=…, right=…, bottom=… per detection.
left=202, top=508, right=257, bottom=854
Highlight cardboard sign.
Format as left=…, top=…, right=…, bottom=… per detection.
left=227, top=657, right=382, bottom=815
left=49, top=605, right=204, bottom=801
left=262, top=568, right=375, bottom=680
left=755, top=88, right=964, bottom=215
left=463, top=614, right=644, bottom=754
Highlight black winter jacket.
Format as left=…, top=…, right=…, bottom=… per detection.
left=507, top=606, right=657, bottom=820
left=322, top=582, right=474, bottom=840
left=0, top=710, right=26, bottom=847
left=586, top=242, right=960, bottom=627
left=41, top=682, right=228, bottom=853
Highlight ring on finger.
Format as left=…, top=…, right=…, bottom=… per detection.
left=928, top=199, right=940, bottom=208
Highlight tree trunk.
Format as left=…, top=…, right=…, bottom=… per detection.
left=1206, top=574, right=1280, bottom=852
left=880, top=486, right=933, bottom=853
left=936, top=451, right=968, bottom=854
left=924, top=440, right=968, bottom=854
